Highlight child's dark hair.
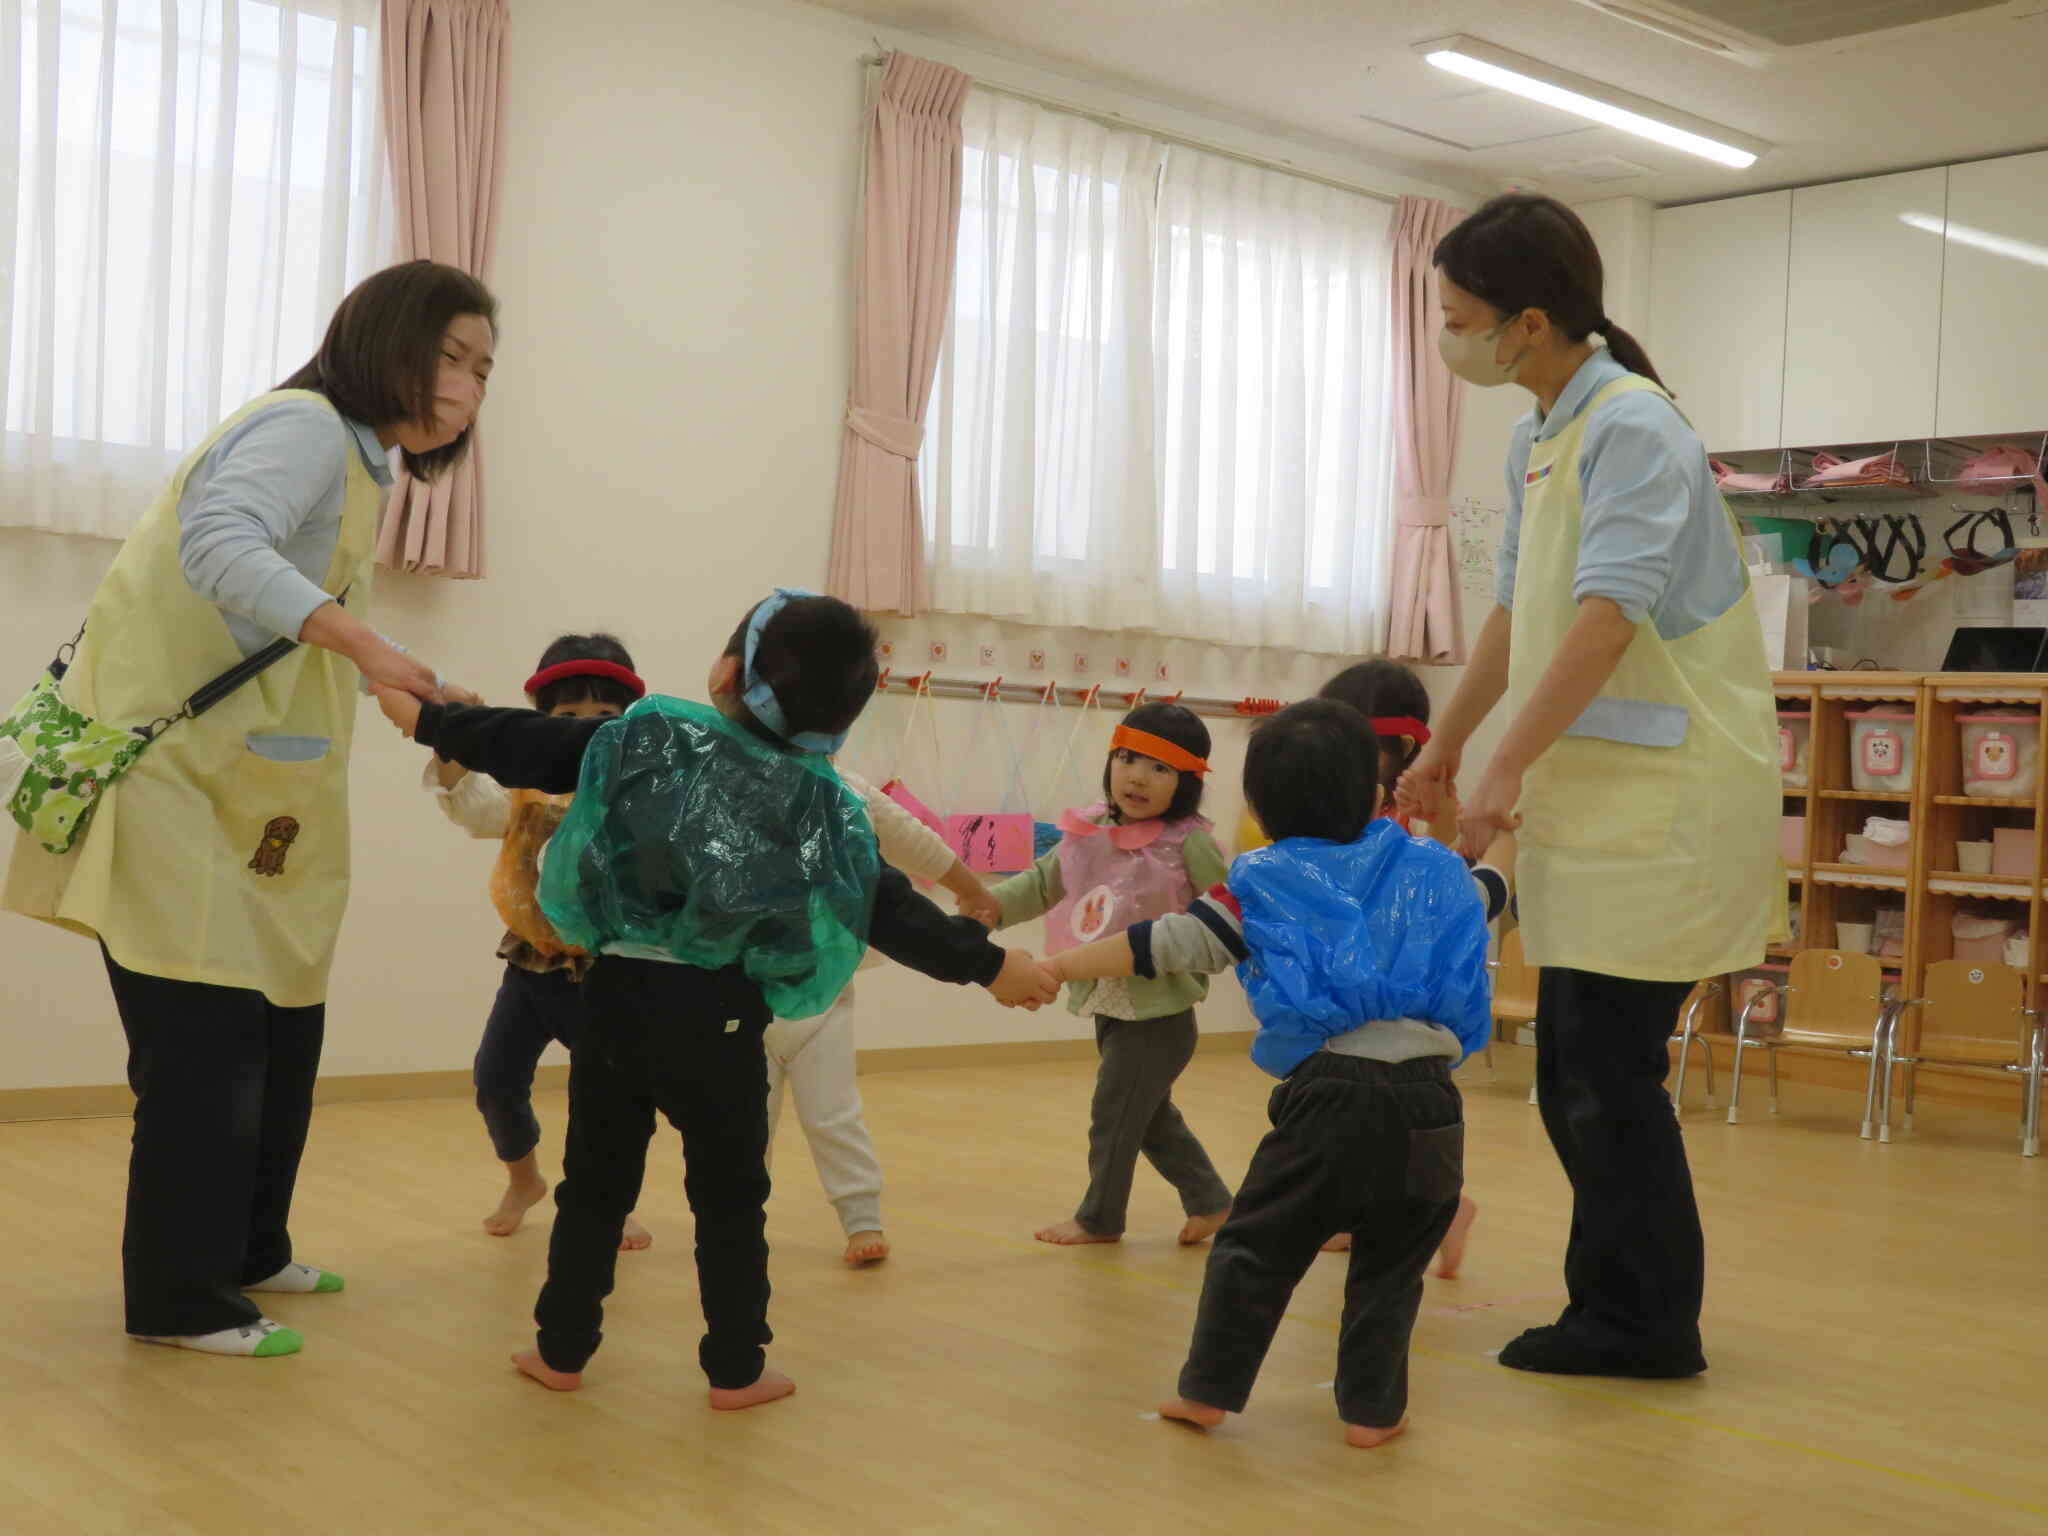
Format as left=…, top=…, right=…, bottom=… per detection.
left=531, top=633, right=639, bottom=714
left=1319, top=659, right=1431, bottom=781
left=1244, top=699, right=1382, bottom=844
left=722, top=595, right=881, bottom=744
left=1104, top=702, right=1209, bottom=822
left=1434, top=194, right=1668, bottom=392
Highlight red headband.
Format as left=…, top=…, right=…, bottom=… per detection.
left=1112, top=724, right=1209, bottom=777
left=524, top=659, right=646, bottom=700
left=1371, top=716, right=1431, bottom=746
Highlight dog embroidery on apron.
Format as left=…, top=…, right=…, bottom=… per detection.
left=249, top=816, right=300, bottom=877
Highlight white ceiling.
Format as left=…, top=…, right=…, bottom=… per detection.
left=809, top=0, right=2048, bottom=204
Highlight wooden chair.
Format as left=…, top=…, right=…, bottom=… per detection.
left=1490, top=927, right=1539, bottom=1101
left=1727, top=950, right=1895, bottom=1135
left=1880, top=960, right=2046, bottom=1157
left=1668, top=979, right=1725, bottom=1117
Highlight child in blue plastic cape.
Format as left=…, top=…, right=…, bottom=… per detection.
left=1315, top=658, right=1511, bottom=1269
left=374, top=590, right=1059, bottom=1414
left=1050, top=698, right=1515, bottom=1450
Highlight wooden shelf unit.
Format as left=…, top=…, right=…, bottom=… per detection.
left=1755, top=672, right=2045, bottom=1071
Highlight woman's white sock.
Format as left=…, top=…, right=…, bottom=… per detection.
left=245, top=1262, right=344, bottom=1294
left=130, top=1319, right=303, bottom=1357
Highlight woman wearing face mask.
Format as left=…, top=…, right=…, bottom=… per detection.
left=1399, top=196, right=1779, bottom=1381
left=4, top=260, right=495, bottom=1360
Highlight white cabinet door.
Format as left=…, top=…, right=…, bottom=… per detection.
left=1650, top=192, right=1790, bottom=453
left=1937, top=149, right=2048, bottom=439
left=1782, top=168, right=1947, bottom=447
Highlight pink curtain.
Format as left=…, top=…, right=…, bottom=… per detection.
left=1385, top=196, right=1469, bottom=663
left=825, top=53, right=970, bottom=616
left=376, top=0, right=509, bottom=580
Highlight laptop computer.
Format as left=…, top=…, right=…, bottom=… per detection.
left=1941, top=626, right=2048, bottom=673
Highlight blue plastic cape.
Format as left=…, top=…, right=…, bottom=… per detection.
left=1228, top=818, right=1493, bottom=1076
left=537, top=696, right=881, bottom=1019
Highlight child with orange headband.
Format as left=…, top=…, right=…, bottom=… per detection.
left=423, top=634, right=658, bottom=1247
left=987, top=703, right=1235, bottom=1248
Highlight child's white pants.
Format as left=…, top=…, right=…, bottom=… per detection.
left=763, top=984, right=882, bottom=1236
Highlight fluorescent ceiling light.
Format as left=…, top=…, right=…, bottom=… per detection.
left=1415, top=36, right=1768, bottom=170
left=1901, top=211, right=2048, bottom=271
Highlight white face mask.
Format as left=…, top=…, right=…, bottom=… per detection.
left=1438, top=316, right=1528, bottom=388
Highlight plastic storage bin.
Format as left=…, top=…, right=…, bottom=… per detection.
left=1780, top=815, right=1807, bottom=865
left=1848, top=709, right=1916, bottom=793
left=1960, top=712, right=2040, bottom=798
left=1731, top=964, right=1789, bottom=1030
left=1993, top=827, right=2037, bottom=878
left=1777, top=712, right=1812, bottom=789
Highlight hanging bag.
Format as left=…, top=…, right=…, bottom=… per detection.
left=940, top=682, right=1040, bottom=874
left=2, top=605, right=337, bottom=856
left=877, top=673, right=947, bottom=837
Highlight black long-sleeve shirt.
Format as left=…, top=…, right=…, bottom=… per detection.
left=414, top=701, right=1005, bottom=987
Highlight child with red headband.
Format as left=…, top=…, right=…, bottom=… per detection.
left=1315, top=660, right=1514, bottom=1275
left=424, top=634, right=658, bottom=1246
left=987, top=702, right=1235, bottom=1248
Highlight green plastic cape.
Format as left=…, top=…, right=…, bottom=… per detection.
left=537, top=696, right=880, bottom=1019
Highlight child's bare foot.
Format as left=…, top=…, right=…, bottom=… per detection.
left=1035, top=1219, right=1119, bottom=1246
left=1321, top=1233, right=1352, bottom=1253
left=843, top=1229, right=889, bottom=1266
left=1344, top=1416, right=1409, bottom=1448
left=511, top=1349, right=581, bottom=1391
left=619, top=1215, right=653, bottom=1252
left=1159, top=1397, right=1227, bottom=1430
left=1178, top=1207, right=1230, bottom=1246
left=484, top=1176, right=548, bottom=1237
left=709, top=1367, right=796, bottom=1411
left=1433, top=1195, right=1478, bottom=1279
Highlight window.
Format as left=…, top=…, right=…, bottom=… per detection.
left=920, top=89, right=1396, bottom=655
left=3, top=0, right=389, bottom=540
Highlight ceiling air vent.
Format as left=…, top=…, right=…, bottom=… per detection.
left=1575, top=0, right=2042, bottom=61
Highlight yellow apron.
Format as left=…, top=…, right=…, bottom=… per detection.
left=3, top=390, right=379, bottom=1006
left=1509, top=374, right=1784, bottom=983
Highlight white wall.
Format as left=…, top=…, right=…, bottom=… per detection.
left=0, top=0, right=1483, bottom=1092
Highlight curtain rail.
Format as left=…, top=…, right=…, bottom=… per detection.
left=860, top=51, right=1400, bottom=207
left=875, top=669, right=1284, bottom=721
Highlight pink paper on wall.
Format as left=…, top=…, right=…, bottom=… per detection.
left=944, top=811, right=1037, bottom=874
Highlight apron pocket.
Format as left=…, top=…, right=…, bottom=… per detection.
left=222, top=745, right=333, bottom=894
left=1525, top=731, right=1684, bottom=859
left=1405, top=1122, right=1464, bottom=1204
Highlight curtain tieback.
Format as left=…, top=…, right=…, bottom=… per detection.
left=1397, top=494, right=1450, bottom=529
left=846, top=404, right=925, bottom=460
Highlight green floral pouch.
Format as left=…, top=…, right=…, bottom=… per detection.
left=0, top=670, right=153, bottom=855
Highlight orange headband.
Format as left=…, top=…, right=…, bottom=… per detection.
left=1112, top=725, right=1209, bottom=777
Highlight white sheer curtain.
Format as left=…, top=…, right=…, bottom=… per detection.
left=919, top=89, right=1397, bottom=651
left=919, top=91, right=1164, bottom=632
left=2, top=0, right=391, bottom=541
left=1154, top=150, right=1395, bottom=654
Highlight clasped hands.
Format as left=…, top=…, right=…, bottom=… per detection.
left=1395, top=742, right=1522, bottom=862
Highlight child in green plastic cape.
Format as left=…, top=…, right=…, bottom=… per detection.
left=374, top=589, right=1059, bottom=1413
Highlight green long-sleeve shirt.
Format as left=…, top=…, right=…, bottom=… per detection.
left=991, top=818, right=1229, bottom=1019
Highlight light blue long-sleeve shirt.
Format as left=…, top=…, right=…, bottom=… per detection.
left=1495, top=349, right=1744, bottom=640
left=175, top=399, right=395, bottom=658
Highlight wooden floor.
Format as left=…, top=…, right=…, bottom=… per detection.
left=1, top=1047, right=2043, bottom=1535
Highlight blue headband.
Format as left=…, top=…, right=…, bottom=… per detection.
left=741, top=587, right=848, bottom=755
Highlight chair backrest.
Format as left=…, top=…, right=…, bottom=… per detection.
left=1492, top=927, right=1538, bottom=1023
left=1914, top=959, right=2028, bottom=1065
left=1780, top=949, right=1887, bottom=1048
